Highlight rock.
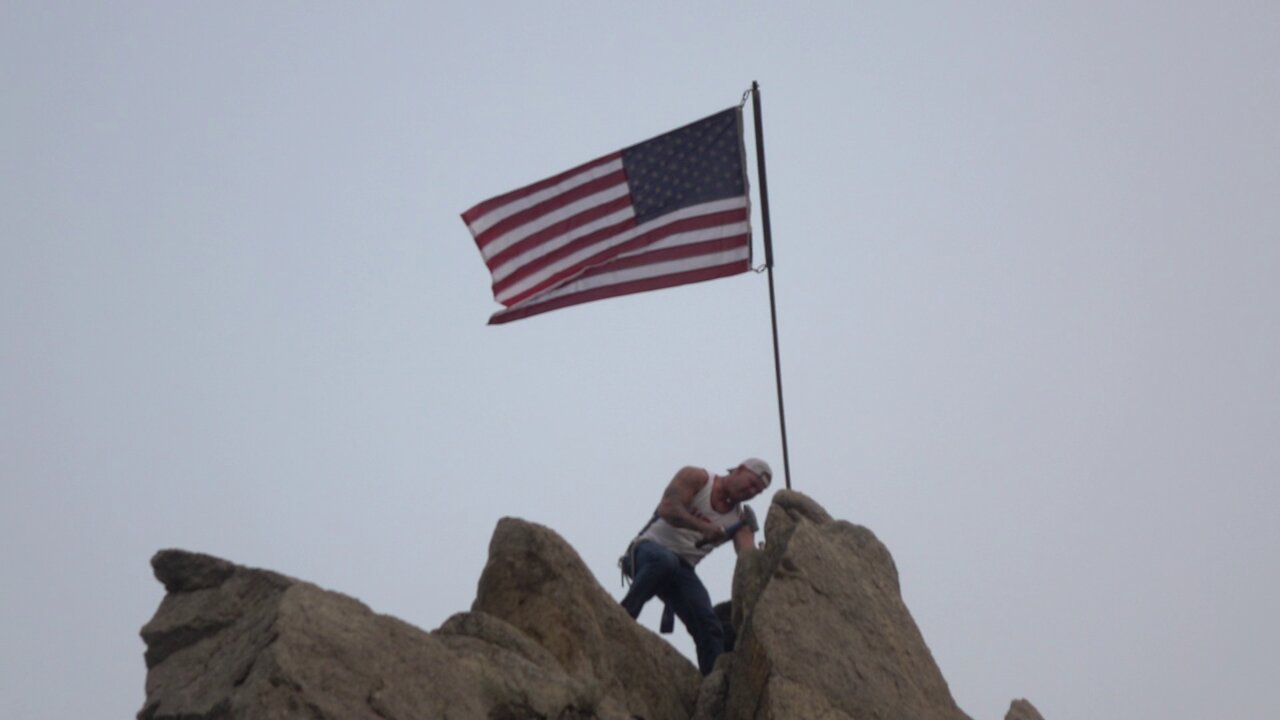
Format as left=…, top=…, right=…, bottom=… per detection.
left=139, top=494, right=1040, bottom=720
left=473, top=517, right=702, bottom=720
left=151, top=549, right=239, bottom=592
left=713, top=601, right=735, bottom=652
left=690, top=660, right=729, bottom=720
left=720, top=490, right=973, bottom=720
left=1006, top=698, right=1046, bottom=720
left=138, top=549, right=631, bottom=720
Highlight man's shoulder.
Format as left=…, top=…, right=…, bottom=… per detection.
left=671, top=465, right=711, bottom=489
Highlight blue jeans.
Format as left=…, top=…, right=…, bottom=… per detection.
left=620, top=541, right=724, bottom=674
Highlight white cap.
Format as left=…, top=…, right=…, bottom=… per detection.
left=734, top=457, right=773, bottom=487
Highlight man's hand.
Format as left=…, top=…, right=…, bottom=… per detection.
left=697, top=524, right=728, bottom=547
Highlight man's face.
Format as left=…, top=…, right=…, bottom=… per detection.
left=728, top=466, right=769, bottom=501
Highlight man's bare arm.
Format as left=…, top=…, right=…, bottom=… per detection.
left=656, top=467, right=725, bottom=544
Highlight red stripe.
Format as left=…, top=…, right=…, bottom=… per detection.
left=496, top=207, right=747, bottom=289
left=497, top=231, right=749, bottom=318
left=472, top=169, right=628, bottom=249
left=577, top=234, right=749, bottom=278
left=485, top=193, right=633, bottom=272
left=493, top=208, right=748, bottom=306
left=461, top=152, right=623, bottom=227
left=489, top=261, right=749, bottom=325
left=492, top=215, right=637, bottom=305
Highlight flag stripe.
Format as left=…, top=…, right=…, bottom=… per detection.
left=493, top=195, right=746, bottom=285
left=489, top=242, right=750, bottom=325
left=486, top=193, right=634, bottom=275
left=494, top=203, right=748, bottom=306
left=492, top=224, right=749, bottom=321
left=581, top=225, right=750, bottom=276
left=516, top=226, right=749, bottom=303
left=491, top=207, right=636, bottom=284
left=495, top=212, right=743, bottom=307
left=477, top=181, right=632, bottom=261
left=472, top=167, right=628, bottom=252
left=462, top=154, right=623, bottom=234
left=493, top=215, right=638, bottom=305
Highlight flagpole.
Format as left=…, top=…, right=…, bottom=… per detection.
left=750, top=81, right=792, bottom=491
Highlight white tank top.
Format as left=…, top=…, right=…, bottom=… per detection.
left=636, top=468, right=742, bottom=566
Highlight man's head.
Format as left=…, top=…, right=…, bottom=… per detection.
left=724, top=457, right=772, bottom=501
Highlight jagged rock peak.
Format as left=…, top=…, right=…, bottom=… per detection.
left=138, top=530, right=695, bottom=720
left=137, top=494, right=1045, bottom=720
left=715, top=489, right=970, bottom=720
left=151, top=549, right=238, bottom=592
left=474, top=516, right=701, bottom=719
left=1006, top=698, right=1047, bottom=720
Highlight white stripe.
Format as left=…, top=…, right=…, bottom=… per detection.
left=490, top=205, right=635, bottom=284
left=479, top=181, right=630, bottom=262
left=615, top=219, right=750, bottom=260
left=502, top=226, right=750, bottom=308
left=496, top=219, right=749, bottom=304
left=492, top=197, right=749, bottom=303
left=467, top=158, right=625, bottom=236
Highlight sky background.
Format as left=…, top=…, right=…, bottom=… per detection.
left=3, top=3, right=1278, bottom=719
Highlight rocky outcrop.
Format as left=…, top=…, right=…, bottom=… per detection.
left=703, top=490, right=973, bottom=720
left=473, top=517, right=701, bottom=719
left=1005, top=698, right=1046, bottom=720
left=138, top=520, right=696, bottom=720
left=138, top=492, right=1041, bottom=720
left=138, top=550, right=629, bottom=720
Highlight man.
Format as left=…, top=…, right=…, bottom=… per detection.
left=620, top=458, right=772, bottom=674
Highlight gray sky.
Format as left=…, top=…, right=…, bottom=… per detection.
left=3, top=3, right=1278, bottom=719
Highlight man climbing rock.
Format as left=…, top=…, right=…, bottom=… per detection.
left=619, top=458, right=771, bottom=674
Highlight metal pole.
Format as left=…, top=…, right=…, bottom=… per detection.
left=750, top=81, right=792, bottom=490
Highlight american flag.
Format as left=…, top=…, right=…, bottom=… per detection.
left=461, top=107, right=753, bottom=324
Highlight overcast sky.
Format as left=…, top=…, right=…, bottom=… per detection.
left=3, top=3, right=1278, bottom=719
